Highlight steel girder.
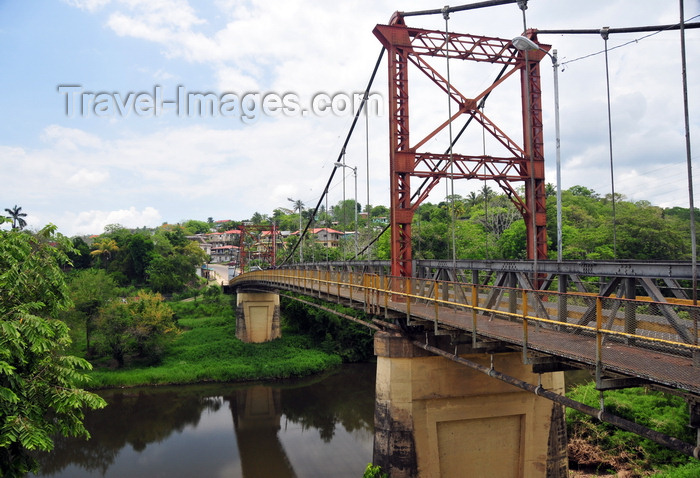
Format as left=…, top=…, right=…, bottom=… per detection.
left=373, top=18, right=550, bottom=278
left=238, top=224, right=278, bottom=271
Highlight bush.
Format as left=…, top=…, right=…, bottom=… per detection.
left=93, top=291, right=176, bottom=367
left=281, top=295, right=375, bottom=362
left=363, top=463, right=388, bottom=478
left=566, top=382, right=694, bottom=474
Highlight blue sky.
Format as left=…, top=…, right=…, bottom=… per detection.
left=1, top=0, right=698, bottom=236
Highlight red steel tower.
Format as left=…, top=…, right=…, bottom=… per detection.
left=374, top=14, right=549, bottom=278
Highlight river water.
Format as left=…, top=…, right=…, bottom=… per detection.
left=32, top=363, right=376, bottom=478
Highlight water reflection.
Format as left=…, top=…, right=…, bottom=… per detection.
left=32, top=364, right=375, bottom=478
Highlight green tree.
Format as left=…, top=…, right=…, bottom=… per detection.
left=95, top=291, right=175, bottom=366
left=120, top=233, right=154, bottom=284
left=96, top=299, right=133, bottom=367
left=3, top=205, right=27, bottom=231
left=146, top=239, right=206, bottom=294
left=67, top=237, right=92, bottom=269
left=129, top=291, right=176, bottom=362
left=182, top=219, right=210, bottom=235
left=498, top=219, right=527, bottom=259
left=90, top=238, right=119, bottom=267
left=0, top=225, right=106, bottom=477
left=64, top=269, right=118, bottom=356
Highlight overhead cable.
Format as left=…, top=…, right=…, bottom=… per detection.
left=280, top=47, right=386, bottom=266
left=400, top=0, right=518, bottom=18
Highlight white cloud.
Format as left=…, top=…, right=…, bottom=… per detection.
left=66, top=206, right=162, bottom=236
left=41, top=125, right=103, bottom=150
left=62, top=0, right=111, bottom=12
left=67, top=168, right=110, bottom=187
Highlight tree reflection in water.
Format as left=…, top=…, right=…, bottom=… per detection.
left=32, top=364, right=375, bottom=478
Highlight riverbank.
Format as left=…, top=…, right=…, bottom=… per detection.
left=86, top=295, right=342, bottom=388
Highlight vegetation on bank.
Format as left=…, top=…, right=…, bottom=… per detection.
left=85, top=291, right=354, bottom=388
left=0, top=225, right=106, bottom=478
left=567, top=382, right=700, bottom=477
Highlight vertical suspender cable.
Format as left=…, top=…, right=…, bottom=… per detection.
left=679, top=2, right=698, bottom=365
left=365, top=94, right=371, bottom=260
left=443, top=6, right=458, bottom=267
left=342, top=149, right=347, bottom=258
left=483, top=107, right=489, bottom=259
left=601, top=27, right=618, bottom=258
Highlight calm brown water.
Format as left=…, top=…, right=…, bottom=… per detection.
left=32, top=363, right=376, bottom=478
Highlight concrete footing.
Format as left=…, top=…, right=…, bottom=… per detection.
left=373, top=331, right=568, bottom=478
left=235, top=291, right=281, bottom=343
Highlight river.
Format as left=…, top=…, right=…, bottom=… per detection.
left=31, top=363, right=376, bottom=478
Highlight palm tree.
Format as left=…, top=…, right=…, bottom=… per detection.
left=90, top=238, right=120, bottom=267
left=4, top=205, right=27, bottom=230
left=288, top=198, right=305, bottom=261
left=467, top=191, right=479, bottom=208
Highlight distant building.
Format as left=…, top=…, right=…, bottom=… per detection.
left=210, top=245, right=239, bottom=263
left=309, top=227, right=344, bottom=248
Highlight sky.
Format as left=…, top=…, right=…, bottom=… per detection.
left=0, top=0, right=698, bottom=237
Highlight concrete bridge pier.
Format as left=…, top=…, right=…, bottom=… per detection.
left=235, top=290, right=281, bottom=343
left=373, top=331, right=567, bottom=478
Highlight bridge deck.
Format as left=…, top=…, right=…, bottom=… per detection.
left=387, top=299, right=699, bottom=395
left=234, top=270, right=700, bottom=397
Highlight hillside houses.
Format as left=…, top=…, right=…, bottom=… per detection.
left=188, top=225, right=349, bottom=264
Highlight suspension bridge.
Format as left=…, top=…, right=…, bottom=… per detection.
left=227, top=2, right=699, bottom=477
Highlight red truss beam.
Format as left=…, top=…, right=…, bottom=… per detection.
left=238, top=224, right=278, bottom=272
left=373, top=17, right=550, bottom=278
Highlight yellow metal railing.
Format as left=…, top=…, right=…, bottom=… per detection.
left=230, top=268, right=700, bottom=383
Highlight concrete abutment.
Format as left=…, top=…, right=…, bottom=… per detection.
left=235, top=291, right=281, bottom=343
left=373, top=331, right=568, bottom=478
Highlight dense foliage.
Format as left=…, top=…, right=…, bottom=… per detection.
left=0, top=225, right=106, bottom=477
left=281, top=295, right=375, bottom=363
left=87, top=292, right=342, bottom=388
left=566, top=382, right=697, bottom=476
left=72, top=223, right=207, bottom=292
left=94, top=291, right=176, bottom=367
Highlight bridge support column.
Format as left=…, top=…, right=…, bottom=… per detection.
left=235, top=291, right=281, bottom=343
left=373, top=331, right=567, bottom=478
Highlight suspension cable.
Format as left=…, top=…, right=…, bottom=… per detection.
left=538, top=19, right=700, bottom=67
left=443, top=6, right=458, bottom=267
left=400, top=0, right=519, bottom=17
left=601, top=27, right=617, bottom=259
left=280, top=47, right=386, bottom=266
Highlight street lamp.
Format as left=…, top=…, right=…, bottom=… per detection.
left=335, top=162, right=358, bottom=258
left=512, top=35, right=563, bottom=262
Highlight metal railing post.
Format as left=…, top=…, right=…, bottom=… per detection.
left=522, top=289, right=529, bottom=363
left=336, top=271, right=341, bottom=304
left=472, top=283, right=479, bottom=347
left=349, top=273, right=354, bottom=303
left=406, top=277, right=412, bottom=324
left=434, top=280, right=440, bottom=333
left=596, top=296, right=604, bottom=383
left=384, top=275, right=389, bottom=319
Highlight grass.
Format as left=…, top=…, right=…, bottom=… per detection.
left=566, top=381, right=697, bottom=476
left=651, top=462, right=700, bottom=477
left=86, top=295, right=342, bottom=388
